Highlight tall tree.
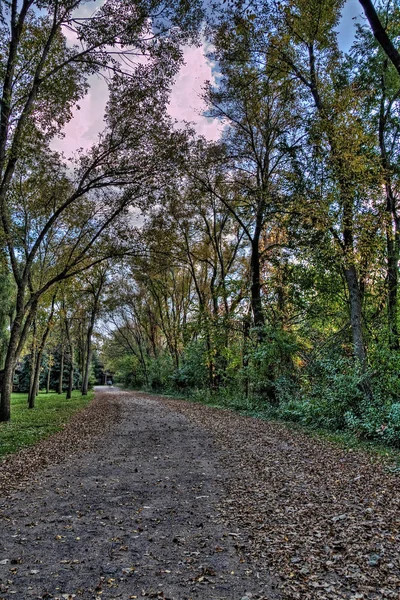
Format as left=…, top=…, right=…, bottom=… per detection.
left=0, top=0, right=202, bottom=421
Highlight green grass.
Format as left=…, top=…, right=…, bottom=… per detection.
left=0, top=390, right=94, bottom=458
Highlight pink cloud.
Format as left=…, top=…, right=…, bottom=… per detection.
left=168, top=44, right=221, bottom=141
left=51, top=42, right=220, bottom=157
left=51, top=74, right=108, bottom=156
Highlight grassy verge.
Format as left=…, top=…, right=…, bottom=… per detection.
left=0, top=390, right=94, bottom=458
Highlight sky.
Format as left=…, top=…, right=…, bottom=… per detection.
left=52, top=0, right=364, bottom=158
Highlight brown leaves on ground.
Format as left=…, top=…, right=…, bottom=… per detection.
left=0, top=391, right=120, bottom=497
left=151, top=394, right=400, bottom=600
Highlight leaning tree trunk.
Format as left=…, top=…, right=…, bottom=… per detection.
left=28, top=295, right=56, bottom=409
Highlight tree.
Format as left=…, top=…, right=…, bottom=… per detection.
left=350, top=3, right=400, bottom=350
left=0, top=0, right=202, bottom=421
left=80, top=265, right=108, bottom=396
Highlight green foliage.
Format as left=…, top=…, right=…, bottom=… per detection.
left=113, top=355, right=145, bottom=389
left=248, top=328, right=301, bottom=402
left=88, top=0, right=400, bottom=455
left=170, top=340, right=209, bottom=390
left=147, top=354, right=175, bottom=391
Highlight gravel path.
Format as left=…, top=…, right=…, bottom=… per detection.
left=0, top=389, right=276, bottom=600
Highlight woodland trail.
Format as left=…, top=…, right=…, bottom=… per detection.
left=0, top=389, right=276, bottom=600
left=0, top=389, right=399, bottom=600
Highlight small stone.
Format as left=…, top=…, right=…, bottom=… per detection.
left=368, top=554, right=381, bottom=567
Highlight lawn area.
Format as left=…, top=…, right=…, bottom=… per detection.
left=0, top=390, right=94, bottom=458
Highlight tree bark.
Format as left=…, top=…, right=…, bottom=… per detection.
left=344, top=265, right=367, bottom=366
left=28, top=296, right=56, bottom=409
left=46, top=361, right=51, bottom=394
left=65, top=318, right=74, bottom=400
left=82, top=270, right=106, bottom=395
left=250, top=228, right=265, bottom=333
left=57, top=345, right=64, bottom=394
left=67, top=352, right=74, bottom=400
left=81, top=320, right=94, bottom=396
left=358, top=0, right=400, bottom=77
left=0, top=306, right=24, bottom=421
left=28, top=349, right=42, bottom=409
left=28, top=319, right=37, bottom=404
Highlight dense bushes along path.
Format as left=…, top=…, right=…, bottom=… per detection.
left=0, top=388, right=398, bottom=599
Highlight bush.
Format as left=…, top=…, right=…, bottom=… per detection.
left=345, top=401, right=400, bottom=447
left=383, top=403, right=400, bottom=446
left=273, top=358, right=365, bottom=430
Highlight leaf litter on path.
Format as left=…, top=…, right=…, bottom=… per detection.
left=152, top=394, right=400, bottom=600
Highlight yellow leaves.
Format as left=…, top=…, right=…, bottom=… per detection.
left=282, top=0, right=344, bottom=47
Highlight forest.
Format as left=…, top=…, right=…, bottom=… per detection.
left=2, top=0, right=400, bottom=448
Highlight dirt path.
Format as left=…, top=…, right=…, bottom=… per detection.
left=0, top=389, right=275, bottom=600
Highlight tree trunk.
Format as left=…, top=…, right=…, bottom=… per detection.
left=0, top=313, right=23, bottom=421
left=0, top=351, right=16, bottom=422
left=81, top=321, right=94, bottom=396
left=358, top=0, right=400, bottom=76
left=344, top=265, right=367, bottom=366
left=250, top=231, right=265, bottom=334
left=67, top=351, right=74, bottom=399
left=28, top=320, right=37, bottom=405
left=28, top=295, right=56, bottom=409
left=46, top=363, right=51, bottom=394
left=379, top=95, right=400, bottom=350
left=65, top=318, right=74, bottom=400
left=28, top=349, right=43, bottom=409
left=58, top=345, right=64, bottom=394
